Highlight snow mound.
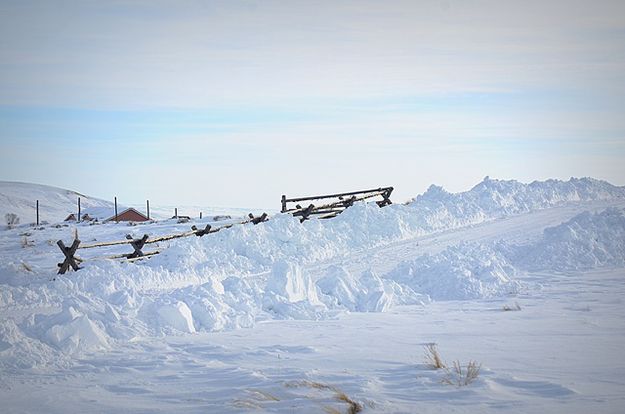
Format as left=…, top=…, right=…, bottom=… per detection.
left=317, top=266, right=427, bottom=312
left=385, top=243, right=521, bottom=300
left=0, top=318, right=66, bottom=370
left=157, top=301, right=196, bottom=333
left=263, top=261, right=326, bottom=319
left=408, top=177, right=625, bottom=230
left=508, top=208, right=625, bottom=271
left=24, top=300, right=110, bottom=355
left=2, top=177, right=625, bottom=368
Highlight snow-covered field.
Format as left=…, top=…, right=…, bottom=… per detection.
left=1, top=177, right=625, bottom=413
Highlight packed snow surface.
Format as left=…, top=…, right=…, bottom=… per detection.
left=1, top=176, right=625, bottom=413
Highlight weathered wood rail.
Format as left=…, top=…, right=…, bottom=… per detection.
left=56, top=213, right=268, bottom=274
left=56, top=186, right=393, bottom=275
left=281, top=186, right=393, bottom=222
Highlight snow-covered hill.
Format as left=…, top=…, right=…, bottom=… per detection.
left=0, top=181, right=259, bottom=225
left=0, top=181, right=115, bottom=225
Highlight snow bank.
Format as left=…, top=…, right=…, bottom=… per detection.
left=506, top=208, right=625, bottom=271
left=133, top=177, right=625, bottom=285
left=317, top=266, right=427, bottom=311
left=262, top=262, right=326, bottom=320
left=385, top=243, right=521, bottom=300
left=0, top=318, right=67, bottom=370
left=2, top=177, right=624, bottom=369
left=157, top=301, right=196, bottom=333
left=408, top=177, right=625, bottom=228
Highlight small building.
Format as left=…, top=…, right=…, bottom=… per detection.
left=106, top=208, right=149, bottom=223
left=65, top=207, right=116, bottom=222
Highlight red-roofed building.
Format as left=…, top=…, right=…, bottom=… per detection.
left=105, top=208, right=149, bottom=223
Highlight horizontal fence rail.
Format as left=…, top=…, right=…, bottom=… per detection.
left=281, top=186, right=393, bottom=222
left=56, top=213, right=268, bottom=275
left=55, top=186, right=393, bottom=275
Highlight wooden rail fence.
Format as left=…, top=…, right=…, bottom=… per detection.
left=56, top=186, right=393, bottom=274
left=56, top=214, right=268, bottom=274
left=281, top=186, right=393, bottom=222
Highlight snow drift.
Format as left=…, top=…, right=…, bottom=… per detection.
left=386, top=243, right=520, bottom=300
left=407, top=176, right=625, bottom=231
left=504, top=207, right=625, bottom=271
left=1, top=177, right=625, bottom=369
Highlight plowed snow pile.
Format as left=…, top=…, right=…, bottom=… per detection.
left=1, top=177, right=625, bottom=369
left=504, top=207, right=625, bottom=271
left=385, top=243, right=520, bottom=300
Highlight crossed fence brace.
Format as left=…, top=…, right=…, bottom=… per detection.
left=56, top=186, right=391, bottom=275
left=282, top=186, right=394, bottom=222
left=57, top=239, right=82, bottom=274
left=125, top=234, right=149, bottom=258
left=56, top=212, right=269, bottom=275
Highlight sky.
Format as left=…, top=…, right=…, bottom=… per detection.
left=1, top=0, right=624, bottom=209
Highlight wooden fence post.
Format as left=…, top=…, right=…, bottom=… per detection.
left=78, top=197, right=81, bottom=222
left=114, top=197, right=118, bottom=222
left=36, top=200, right=39, bottom=226
left=281, top=195, right=287, bottom=213
left=147, top=200, right=150, bottom=220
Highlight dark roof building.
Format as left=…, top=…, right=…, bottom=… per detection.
left=106, top=208, right=149, bottom=222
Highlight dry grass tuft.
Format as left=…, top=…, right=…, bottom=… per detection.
left=232, top=388, right=280, bottom=409
left=285, top=380, right=362, bottom=414
left=424, top=343, right=446, bottom=369
left=335, top=391, right=363, bottom=414
left=442, top=360, right=481, bottom=387
left=246, top=389, right=280, bottom=401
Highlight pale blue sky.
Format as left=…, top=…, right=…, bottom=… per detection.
left=1, top=0, right=624, bottom=208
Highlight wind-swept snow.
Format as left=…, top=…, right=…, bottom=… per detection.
left=1, top=177, right=625, bottom=413
left=505, top=207, right=625, bottom=271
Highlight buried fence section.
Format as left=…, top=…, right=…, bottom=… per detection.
left=281, top=186, right=393, bottom=222
left=55, top=185, right=392, bottom=274
left=55, top=211, right=269, bottom=275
